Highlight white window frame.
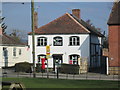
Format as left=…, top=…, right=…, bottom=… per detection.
left=69, top=36, right=80, bottom=46
left=19, top=49, right=21, bottom=55
left=37, top=37, right=47, bottom=46
left=69, top=54, right=79, bottom=65
left=13, top=48, right=16, bottom=56
left=53, top=36, right=63, bottom=46
left=38, top=54, right=46, bottom=64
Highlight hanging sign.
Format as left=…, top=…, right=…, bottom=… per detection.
left=46, top=45, right=50, bottom=59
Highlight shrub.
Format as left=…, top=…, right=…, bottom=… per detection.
left=59, top=64, right=79, bottom=74
left=36, top=63, right=41, bottom=73
left=15, top=62, right=32, bottom=73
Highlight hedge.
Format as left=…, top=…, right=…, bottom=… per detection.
left=59, top=64, right=79, bottom=74
left=15, top=62, right=32, bottom=73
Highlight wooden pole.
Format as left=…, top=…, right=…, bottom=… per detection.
left=31, top=0, right=36, bottom=78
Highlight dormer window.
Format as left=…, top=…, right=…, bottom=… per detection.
left=69, top=36, right=80, bottom=46
left=53, top=36, right=63, bottom=46
left=37, top=37, right=47, bottom=46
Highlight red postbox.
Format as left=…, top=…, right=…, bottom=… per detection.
left=41, top=58, right=45, bottom=70
left=69, top=60, right=72, bottom=64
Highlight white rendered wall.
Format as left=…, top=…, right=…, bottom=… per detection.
left=28, top=34, right=90, bottom=68
left=1, top=46, right=30, bottom=67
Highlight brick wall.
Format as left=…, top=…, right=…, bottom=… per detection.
left=118, top=26, right=120, bottom=66
left=108, top=25, right=120, bottom=67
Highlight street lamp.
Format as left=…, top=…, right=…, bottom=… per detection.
left=31, top=0, right=36, bottom=78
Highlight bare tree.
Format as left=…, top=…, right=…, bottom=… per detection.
left=9, top=29, right=27, bottom=42
left=86, top=19, right=101, bottom=32
left=0, top=17, right=7, bottom=34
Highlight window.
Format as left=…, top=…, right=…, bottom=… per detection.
left=69, top=54, right=79, bottom=65
left=19, top=49, right=21, bottom=55
left=69, top=36, right=80, bottom=46
left=3, top=47, right=8, bottom=57
left=13, top=48, right=16, bottom=56
left=37, top=54, right=46, bottom=64
left=53, top=36, right=63, bottom=46
left=37, top=37, right=47, bottom=46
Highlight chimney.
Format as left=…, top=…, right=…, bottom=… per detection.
left=0, top=27, right=3, bottom=36
left=72, top=9, right=80, bottom=19
left=34, top=11, right=38, bottom=29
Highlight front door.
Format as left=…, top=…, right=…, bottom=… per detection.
left=53, top=54, right=63, bottom=72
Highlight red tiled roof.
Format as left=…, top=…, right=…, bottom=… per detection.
left=28, top=13, right=90, bottom=35
left=0, top=34, right=25, bottom=46
left=28, top=13, right=103, bottom=37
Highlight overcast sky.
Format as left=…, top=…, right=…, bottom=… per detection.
left=2, top=2, right=113, bottom=40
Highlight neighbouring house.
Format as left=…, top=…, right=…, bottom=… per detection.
left=0, top=27, right=30, bottom=67
left=107, top=1, right=120, bottom=75
left=28, top=9, right=104, bottom=72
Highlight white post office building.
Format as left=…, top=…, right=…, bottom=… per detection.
left=28, top=9, right=103, bottom=71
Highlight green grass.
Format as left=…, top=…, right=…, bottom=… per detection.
left=2, top=77, right=119, bottom=88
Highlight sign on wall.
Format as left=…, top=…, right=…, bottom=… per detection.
left=46, top=45, right=50, bottom=59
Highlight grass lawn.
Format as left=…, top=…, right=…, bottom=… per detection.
left=2, top=77, right=119, bottom=89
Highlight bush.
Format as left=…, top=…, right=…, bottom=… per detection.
left=15, top=62, right=32, bottom=73
left=36, top=64, right=46, bottom=73
left=59, top=64, right=79, bottom=74
left=36, top=63, right=41, bottom=73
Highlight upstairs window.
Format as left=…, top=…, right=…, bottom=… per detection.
left=53, top=36, right=63, bottom=46
left=69, top=36, right=80, bottom=46
left=13, top=48, right=16, bottom=56
left=3, top=47, right=8, bottom=57
left=19, top=49, right=21, bottom=55
left=37, top=37, right=47, bottom=46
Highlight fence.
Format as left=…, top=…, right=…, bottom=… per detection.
left=0, top=62, right=119, bottom=81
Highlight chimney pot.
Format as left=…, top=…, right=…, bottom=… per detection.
left=72, top=9, right=80, bottom=19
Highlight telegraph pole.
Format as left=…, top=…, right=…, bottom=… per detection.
left=31, top=0, right=36, bottom=78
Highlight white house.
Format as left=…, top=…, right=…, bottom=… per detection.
left=0, top=27, right=30, bottom=67
left=28, top=9, right=103, bottom=71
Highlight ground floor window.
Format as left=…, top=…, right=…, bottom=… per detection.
left=13, top=47, right=16, bottom=56
left=37, top=54, right=47, bottom=64
left=69, top=54, right=79, bottom=65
